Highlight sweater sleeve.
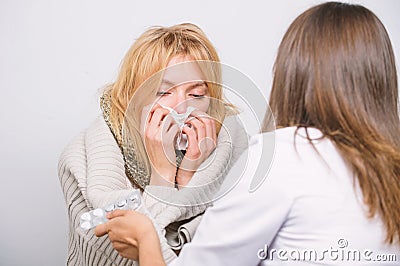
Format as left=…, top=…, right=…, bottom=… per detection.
left=85, top=116, right=178, bottom=209
left=146, top=115, right=249, bottom=229
left=84, top=116, right=178, bottom=263
left=85, top=116, right=135, bottom=208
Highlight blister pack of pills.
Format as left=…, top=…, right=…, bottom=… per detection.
left=79, top=189, right=142, bottom=230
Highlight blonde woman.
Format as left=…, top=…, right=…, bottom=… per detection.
left=58, top=23, right=248, bottom=265
left=95, top=2, right=400, bottom=266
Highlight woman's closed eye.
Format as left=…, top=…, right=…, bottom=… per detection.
left=156, top=91, right=205, bottom=98
left=189, top=93, right=205, bottom=98
left=156, top=91, right=171, bottom=96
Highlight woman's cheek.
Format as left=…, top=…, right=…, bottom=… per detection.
left=155, top=97, right=172, bottom=108
left=188, top=98, right=210, bottom=112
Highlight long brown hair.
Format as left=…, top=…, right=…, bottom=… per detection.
left=267, top=2, right=400, bottom=244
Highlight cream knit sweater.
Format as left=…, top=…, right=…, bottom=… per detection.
left=58, top=114, right=248, bottom=265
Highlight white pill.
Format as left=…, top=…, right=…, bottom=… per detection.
left=80, top=221, right=92, bottom=230
left=92, top=217, right=105, bottom=226
left=117, top=200, right=127, bottom=208
left=129, top=194, right=138, bottom=202
left=105, top=204, right=115, bottom=212
left=81, top=212, right=91, bottom=221
left=93, top=208, right=105, bottom=217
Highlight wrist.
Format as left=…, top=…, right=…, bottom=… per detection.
left=149, top=169, right=176, bottom=187
left=176, top=169, right=195, bottom=188
left=138, top=230, right=165, bottom=266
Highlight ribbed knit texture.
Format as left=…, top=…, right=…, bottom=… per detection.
left=58, top=115, right=248, bottom=265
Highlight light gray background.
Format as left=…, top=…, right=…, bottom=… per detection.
left=0, top=0, right=399, bottom=265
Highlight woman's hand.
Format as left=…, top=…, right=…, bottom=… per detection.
left=141, top=104, right=180, bottom=187
left=94, top=210, right=165, bottom=265
left=176, top=111, right=217, bottom=187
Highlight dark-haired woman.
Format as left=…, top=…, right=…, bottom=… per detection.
left=95, top=2, right=400, bottom=265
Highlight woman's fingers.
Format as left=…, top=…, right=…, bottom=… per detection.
left=94, top=223, right=108, bottom=237
left=106, top=209, right=129, bottom=219
left=146, top=107, right=169, bottom=135
left=165, top=124, right=180, bottom=140
left=160, top=114, right=176, bottom=134
left=94, top=209, right=128, bottom=236
left=196, top=113, right=217, bottom=145
left=112, top=241, right=139, bottom=260
left=186, top=111, right=217, bottom=151
left=182, top=125, right=200, bottom=158
left=186, top=117, right=205, bottom=142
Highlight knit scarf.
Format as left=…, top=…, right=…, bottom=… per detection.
left=100, top=91, right=184, bottom=190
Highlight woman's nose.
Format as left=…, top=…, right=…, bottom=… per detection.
left=173, top=93, right=188, bottom=114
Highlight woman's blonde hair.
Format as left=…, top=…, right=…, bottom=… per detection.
left=104, top=23, right=231, bottom=186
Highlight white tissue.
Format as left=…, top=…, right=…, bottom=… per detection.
left=161, top=105, right=196, bottom=150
